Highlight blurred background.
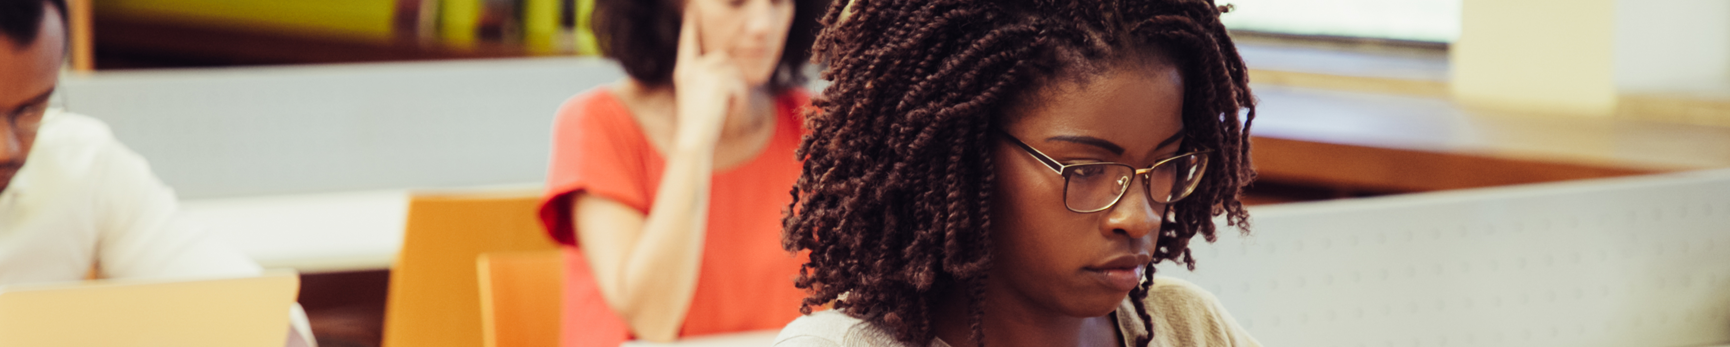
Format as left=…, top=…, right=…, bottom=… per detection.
left=48, top=0, right=1730, bottom=346
left=88, top=0, right=598, bottom=68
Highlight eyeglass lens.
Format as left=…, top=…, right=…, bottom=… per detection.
left=4, top=101, right=48, bottom=137
left=1061, top=154, right=1207, bottom=212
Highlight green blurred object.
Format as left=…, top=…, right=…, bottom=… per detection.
left=441, top=0, right=482, bottom=47
left=95, top=0, right=398, bottom=41
left=523, top=0, right=559, bottom=53
left=94, top=0, right=599, bottom=58
left=573, top=0, right=599, bottom=56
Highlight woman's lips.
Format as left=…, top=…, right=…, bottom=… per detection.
left=734, top=46, right=770, bottom=58
left=1087, top=265, right=1145, bottom=292
left=1086, top=253, right=1152, bottom=292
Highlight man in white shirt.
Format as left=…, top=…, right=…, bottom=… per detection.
left=1, top=0, right=313, bottom=345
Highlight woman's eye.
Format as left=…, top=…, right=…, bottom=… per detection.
left=1071, top=166, right=1102, bottom=177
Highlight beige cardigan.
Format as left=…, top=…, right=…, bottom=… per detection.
left=773, top=276, right=1262, bottom=347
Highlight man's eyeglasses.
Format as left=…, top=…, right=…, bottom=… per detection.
left=1000, top=131, right=1210, bottom=213
left=3, top=99, right=48, bottom=139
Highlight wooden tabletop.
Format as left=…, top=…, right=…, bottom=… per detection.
left=1248, top=84, right=1730, bottom=194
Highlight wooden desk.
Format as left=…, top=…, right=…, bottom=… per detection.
left=1238, top=39, right=1729, bottom=200
left=180, top=190, right=410, bottom=273
left=179, top=184, right=544, bottom=273
left=1247, top=84, right=1730, bottom=196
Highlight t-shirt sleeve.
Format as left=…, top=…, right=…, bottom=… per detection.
left=91, top=132, right=262, bottom=280
left=538, top=91, right=652, bottom=246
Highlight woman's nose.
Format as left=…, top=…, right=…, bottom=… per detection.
left=1101, top=175, right=1163, bottom=240
left=741, top=0, right=775, bottom=36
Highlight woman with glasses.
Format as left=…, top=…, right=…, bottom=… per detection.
left=776, top=0, right=1260, bottom=346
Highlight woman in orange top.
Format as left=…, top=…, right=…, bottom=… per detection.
left=537, top=0, right=823, bottom=344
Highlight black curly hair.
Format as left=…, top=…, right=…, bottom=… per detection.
left=0, top=0, right=67, bottom=50
left=591, top=0, right=827, bottom=92
left=782, top=0, right=1256, bottom=346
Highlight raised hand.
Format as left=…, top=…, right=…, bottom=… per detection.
left=671, top=6, right=750, bottom=150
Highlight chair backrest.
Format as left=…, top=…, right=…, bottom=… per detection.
left=383, top=190, right=560, bottom=347
left=479, top=250, right=565, bottom=347
left=67, top=0, right=93, bottom=72
left=1159, top=169, right=1730, bottom=347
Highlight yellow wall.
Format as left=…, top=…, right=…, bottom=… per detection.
left=1452, top=0, right=1618, bottom=117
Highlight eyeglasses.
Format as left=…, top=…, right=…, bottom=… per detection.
left=1000, top=131, right=1210, bottom=213
left=3, top=99, right=47, bottom=140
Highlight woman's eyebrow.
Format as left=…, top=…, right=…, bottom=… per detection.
left=1156, top=130, right=1185, bottom=149
left=1045, top=135, right=1124, bottom=155
left=1044, top=130, right=1184, bottom=156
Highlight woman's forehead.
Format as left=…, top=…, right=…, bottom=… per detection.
left=1006, top=64, right=1185, bottom=152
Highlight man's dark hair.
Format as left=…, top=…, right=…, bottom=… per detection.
left=783, top=0, right=1257, bottom=346
left=0, top=0, right=67, bottom=49
left=591, top=0, right=827, bottom=92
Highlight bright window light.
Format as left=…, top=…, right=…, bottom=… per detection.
left=1219, top=0, right=1461, bottom=43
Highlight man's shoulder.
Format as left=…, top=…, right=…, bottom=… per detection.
left=39, top=110, right=118, bottom=144
left=19, top=110, right=146, bottom=191
left=32, top=110, right=127, bottom=163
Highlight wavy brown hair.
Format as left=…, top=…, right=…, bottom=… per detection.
left=783, top=0, right=1256, bottom=346
left=591, top=0, right=827, bottom=92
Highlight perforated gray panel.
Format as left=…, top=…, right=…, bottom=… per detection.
left=54, top=58, right=622, bottom=198
left=1159, top=169, right=1730, bottom=347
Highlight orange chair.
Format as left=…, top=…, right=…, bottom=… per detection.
left=478, top=250, right=564, bottom=347
left=382, top=191, right=560, bottom=347
left=66, top=0, right=93, bottom=72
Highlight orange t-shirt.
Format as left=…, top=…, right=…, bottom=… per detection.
left=538, top=87, right=811, bottom=342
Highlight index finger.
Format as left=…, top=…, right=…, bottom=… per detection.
left=677, top=6, right=702, bottom=62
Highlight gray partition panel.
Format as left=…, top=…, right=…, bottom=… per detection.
left=1161, top=169, right=1730, bottom=347
left=55, top=57, right=623, bottom=198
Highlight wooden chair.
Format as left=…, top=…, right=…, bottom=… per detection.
left=478, top=250, right=564, bottom=347
left=67, top=0, right=93, bottom=71
left=382, top=190, right=560, bottom=347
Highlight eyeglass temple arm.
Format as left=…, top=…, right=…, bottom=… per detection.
left=998, top=131, right=1065, bottom=174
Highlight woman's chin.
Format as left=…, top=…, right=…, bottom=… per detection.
left=1055, top=292, right=1133, bottom=318
left=745, top=74, right=773, bottom=89
left=740, top=62, right=778, bottom=88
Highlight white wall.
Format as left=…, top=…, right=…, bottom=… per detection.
left=1613, top=0, right=1730, bottom=93
left=1452, top=0, right=1619, bottom=116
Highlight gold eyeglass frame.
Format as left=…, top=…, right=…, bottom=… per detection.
left=999, top=130, right=1211, bottom=213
